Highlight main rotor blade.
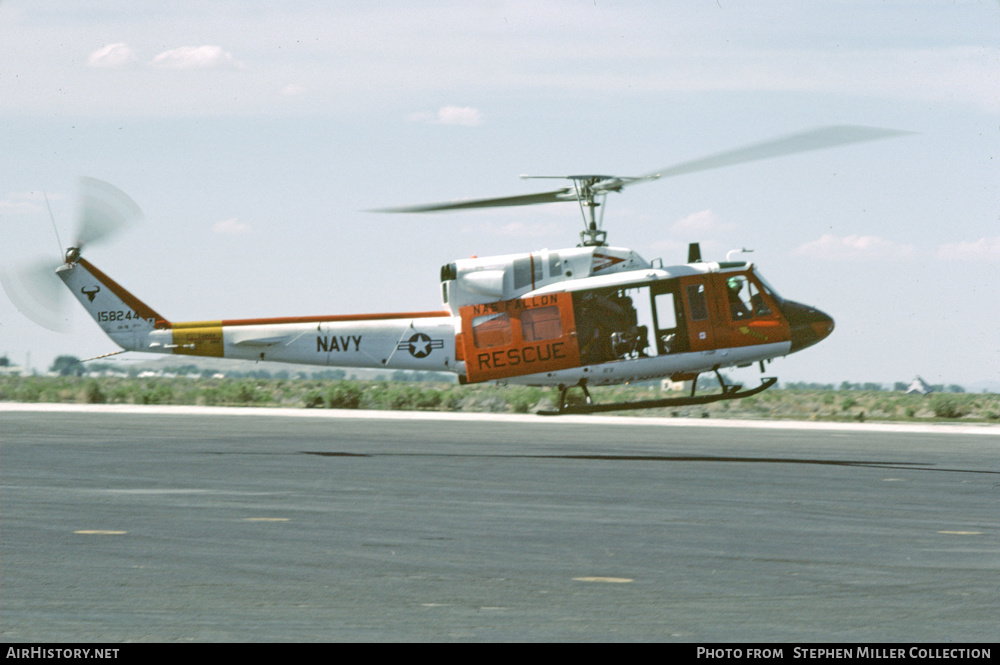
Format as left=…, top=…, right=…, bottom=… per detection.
left=75, top=177, right=144, bottom=248
left=371, top=125, right=911, bottom=215
left=636, top=125, right=913, bottom=184
left=371, top=188, right=573, bottom=213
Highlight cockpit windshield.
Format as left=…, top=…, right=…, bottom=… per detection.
left=751, top=269, right=783, bottom=305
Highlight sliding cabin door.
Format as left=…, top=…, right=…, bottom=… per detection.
left=677, top=276, right=716, bottom=352
left=458, top=293, right=580, bottom=383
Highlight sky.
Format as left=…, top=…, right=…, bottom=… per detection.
left=1, top=1, right=998, bottom=390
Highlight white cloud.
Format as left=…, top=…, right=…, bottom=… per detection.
left=280, top=84, right=307, bottom=96
left=0, top=198, right=41, bottom=216
left=87, top=43, right=137, bottom=69
left=791, top=234, right=917, bottom=260
left=437, top=106, right=483, bottom=126
left=936, top=236, right=1000, bottom=261
left=407, top=106, right=484, bottom=126
left=0, top=190, right=62, bottom=216
left=670, top=210, right=734, bottom=237
left=151, top=46, right=245, bottom=71
left=791, top=234, right=1000, bottom=261
left=213, top=218, right=250, bottom=235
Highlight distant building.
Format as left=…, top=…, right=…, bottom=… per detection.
left=661, top=379, right=692, bottom=392
left=0, top=356, right=23, bottom=376
left=904, top=376, right=933, bottom=395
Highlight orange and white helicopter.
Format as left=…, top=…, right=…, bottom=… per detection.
left=21, top=126, right=907, bottom=414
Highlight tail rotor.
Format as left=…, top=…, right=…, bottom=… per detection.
left=1, top=177, right=144, bottom=331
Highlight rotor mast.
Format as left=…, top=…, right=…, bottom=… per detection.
left=522, top=174, right=629, bottom=247
left=571, top=176, right=608, bottom=247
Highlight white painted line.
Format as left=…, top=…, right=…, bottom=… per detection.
left=74, top=530, right=127, bottom=535
left=3, top=402, right=999, bottom=435
left=937, top=530, right=983, bottom=536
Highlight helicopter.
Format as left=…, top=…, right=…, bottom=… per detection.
left=9, top=125, right=908, bottom=414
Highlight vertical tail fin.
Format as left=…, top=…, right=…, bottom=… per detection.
left=56, top=257, right=169, bottom=350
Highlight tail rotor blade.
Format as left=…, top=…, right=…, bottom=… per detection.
left=75, top=177, right=144, bottom=248
left=1, top=258, right=69, bottom=332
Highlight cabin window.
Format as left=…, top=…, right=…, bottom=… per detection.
left=653, top=289, right=686, bottom=354
left=726, top=275, right=772, bottom=319
left=725, top=276, right=752, bottom=320
left=521, top=306, right=562, bottom=342
left=749, top=282, right=772, bottom=317
left=654, top=292, right=678, bottom=330
left=752, top=270, right=784, bottom=305
left=686, top=284, right=709, bottom=321
left=472, top=313, right=512, bottom=348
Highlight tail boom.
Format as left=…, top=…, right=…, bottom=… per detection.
left=58, top=257, right=458, bottom=372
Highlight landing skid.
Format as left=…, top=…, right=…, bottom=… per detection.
left=538, top=375, right=778, bottom=416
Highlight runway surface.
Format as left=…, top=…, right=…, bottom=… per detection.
left=2, top=404, right=998, bottom=642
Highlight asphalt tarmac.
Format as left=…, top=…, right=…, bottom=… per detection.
left=2, top=405, right=998, bottom=642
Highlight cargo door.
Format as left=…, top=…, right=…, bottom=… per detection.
left=459, top=293, right=580, bottom=383
left=678, top=276, right=717, bottom=352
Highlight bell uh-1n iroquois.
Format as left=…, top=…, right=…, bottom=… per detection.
left=15, top=126, right=908, bottom=414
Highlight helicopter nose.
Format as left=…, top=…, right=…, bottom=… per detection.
left=782, top=300, right=835, bottom=353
